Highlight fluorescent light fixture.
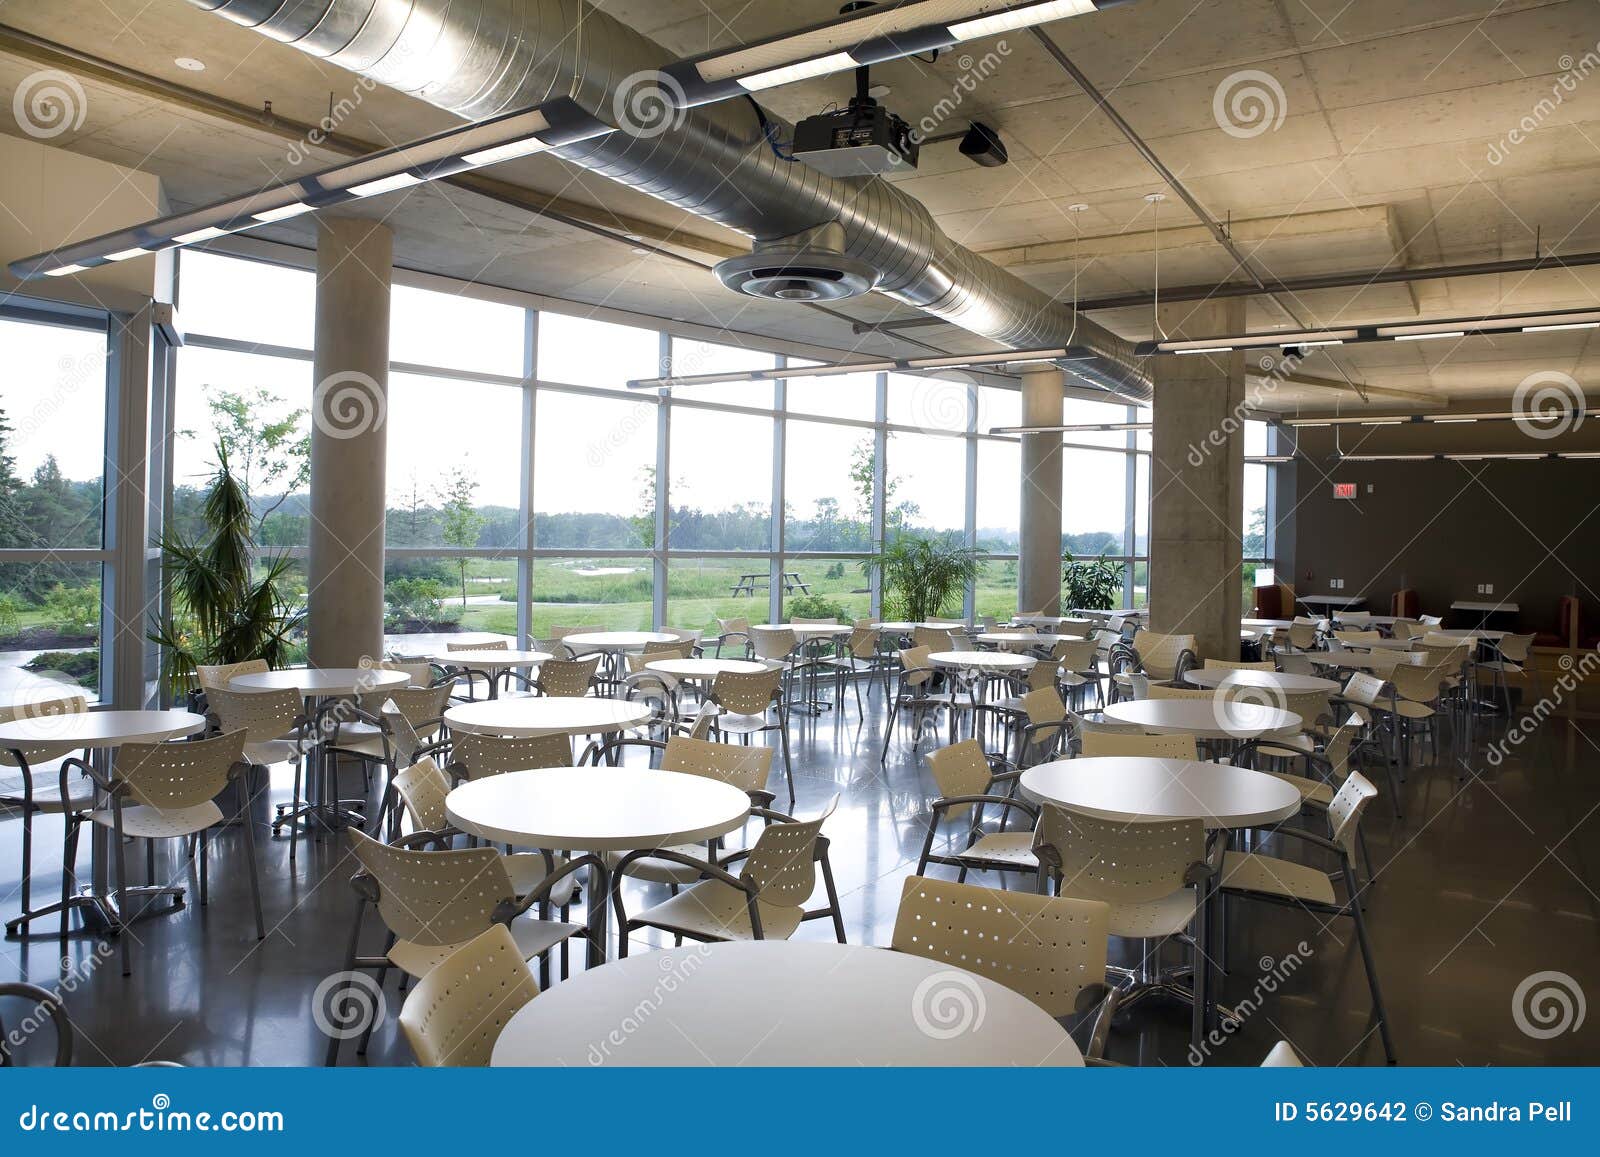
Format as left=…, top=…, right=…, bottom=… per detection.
left=1360, top=419, right=1404, bottom=426
left=1446, top=453, right=1547, bottom=461
left=41, top=264, right=88, bottom=277
left=1342, top=454, right=1437, bottom=462
left=1523, top=321, right=1600, bottom=333
left=1392, top=330, right=1464, bottom=342
left=250, top=202, right=313, bottom=223
left=738, top=52, right=857, bottom=91
left=1146, top=328, right=1360, bottom=356
left=461, top=138, right=551, bottom=166
left=949, top=0, right=1097, bottom=41
left=990, top=422, right=1150, bottom=434
left=174, top=226, right=230, bottom=244
left=104, top=247, right=150, bottom=262
left=1247, top=455, right=1295, bottom=463
left=1559, top=451, right=1600, bottom=459
left=906, top=347, right=1071, bottom=369
left=1429, top=417, right=1478, bottom=424
left=1174, top=346, right=1236, bottom=356
left=347, top=172, right=423, bottom=198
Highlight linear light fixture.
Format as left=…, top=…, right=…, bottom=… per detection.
left=1285, top=410, right=1586, bottom=428
left=1341, top=454, right=1439, bottom=462
left=990, top=421, right=1149, bottom=434
left=1248, top=455, right=1295, bottom=463
left=8, top=98, right=615, bottom=279
left=1446, top=453, right=1548, bottom=461
left=630, top=345, right=1101, bottom=389
left=664, top=0, right=1122, bottom=106
left=1559, top=451, right=1600, bottom=459
left=1136, top=309, right=1600, bottom=356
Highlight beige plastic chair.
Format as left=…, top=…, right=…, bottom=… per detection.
left=880, top=645, right=976, bottom=763
left=399, top=923, right=540, bottom=1067
left=1286, top=623, right=1320, bottom=652
left=450, top=732, right=572, bottom=781
left=92, top=731, right=263, bottom=975
left=1078, top=731, right=1199, bottom=759
left=378, top=657, right=442, bottom=688
left=708, top=667, right=794, bottom=806
left=1056, top=637, right=1102, bottom=709
left=821, top=626, right=885, bottom=720
left=533, top=655, right=601, bottom=697
left=1142, top=683, right=1214, bottom=701
left=206, top=685, right=318, bottom=854
left=330, top=828, right=599, bottom=1065
left=915, top=739, right=1037, bottom=881
left=891, top=875, right=1114, bottom=1049
left=1033, top=805, right=1213, bottom=1049
left=713, top=616, right=753, bottom=658
left=1130, top=632, right=1197, bottom=681
left=1479, top=632, right=1537, bottom=712
left=912, top=625, right=955, bottom=651
left=609, top=738, right=773, bottom=885
left=613, top=796, right=841, bottom=951
left=1333, top=630, right=1382, bottom=645
left=0, top=692, right=92, bottom=938
left=194, top=658, right=268, bottom=691
left=1218, top=772, right=1395, bottom=1063
left=391, top=757, right=578, bottom=905
left=1203, top=658, right=1274, bottom=671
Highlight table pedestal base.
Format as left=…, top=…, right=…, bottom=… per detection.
left=6, top=883, right=186, bottom=938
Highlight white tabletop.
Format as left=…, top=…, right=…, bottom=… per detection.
left=871, top=622, right=919, bottom=633
left=1451, top=600, right=1518, bottom=613
left=1071, top=608, right=1144, bottom=618
left=753, top=623, right=853, bottom=638
left=644, top=658, right=769, bottom=680
left=1311, top=651, right=1427, bottom=672
left=1102, top=698, right=1301, bottom=739
left=1430, top=628, right=1507, bottom=641
left=1182, top=669, right=1339, bottom=694
left=1297, top=595, right=1366, bottom=607
left=977, top=632, right=1081, bottom=646
left=446, top=766, right=750, bottom=851
left=928, top=650, right=1036, bottom=672
left=1022, top=756, right=1303, bottom=828
left=1337, top=637, right=1416, bottom=651
left=561, top=631, right=678, bottom=650
left=0, top=709, right=207, bottom=749
left=1240, top=618, right=1293, bottom=629
left=491, top=940, right=1082, bottom=1067
left=436, top=649, right=552, bottom=668
left=229, top=667, right=410, bottom=697
left=444, top=697, right=653, bottom=737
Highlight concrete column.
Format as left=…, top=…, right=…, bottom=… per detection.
left=1149, top=300, right=1247, bottom=660
left=1018, top=366, right=1064, bottom=616
left=308, top=217, right=391, bottom=668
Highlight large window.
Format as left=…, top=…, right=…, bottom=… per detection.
left=784, top=419, right=873, bottom=554
left=537, top=312, right=658, bottom=391
left=0, top=313, right=109, bottom=699
left=668, top=408, right=772, bottom=552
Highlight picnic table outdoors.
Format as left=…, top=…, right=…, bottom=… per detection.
left=729, top=570, right=811, bottom=596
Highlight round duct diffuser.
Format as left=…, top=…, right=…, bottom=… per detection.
left=715, top=244, right=877, bottom=302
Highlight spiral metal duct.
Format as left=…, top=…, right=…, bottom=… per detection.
left=186, top=0, right=1152, bottom=400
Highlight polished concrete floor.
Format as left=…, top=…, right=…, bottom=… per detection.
left=2, top=686, right=1597, bottom=1067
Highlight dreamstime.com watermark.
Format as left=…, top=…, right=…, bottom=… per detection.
left=1485, top=645, right=1600, bottom=767
left=1213, top=69, right=1287, bottom=139
left=15, top=1096, right=283, bottom=1134
left=312, top=371, right=386, bottom=440
left=1511, top=970, right=1586, bottom=1039
left=1185, top=348, right=1305, bottom=468
left=1188, top=941, right=1314, bottom=1064
left=1511, top=370, right=1586, bottom=440
left=912, top=968, right=987, bottom=1039
left=11, top=69, right=87, bottom=139
left=909, top=42, right=1012, bottom=147
left=585, top=943, right=712, bottom=1063
left=312, top=970, right=387, bottom=1043
left=1488, top=43, right=1600, bottom=165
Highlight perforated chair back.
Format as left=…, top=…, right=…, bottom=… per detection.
left=392, top=757, right=452, bottom=832
left=115, top=731, right=246, bottom=811
left=924, top=739, right=992, bottom=821
left=448, top=640, right=506, bottom=652
left=361, top=683, right=451, bottom=727
left=845, top=627, right=880, bottom=659
left=898, top=646, right=935, bottom=688
left=195, top=659, right=268, bottom=691
left=1134, top=632, right=1196, bottom=680
left=1057, top=638, right=1099, bottom=672
left=1142, top=683, right=1213, bottom=700
left=1204, top=658, right=1274, bottom=671
left=739, top=796, right=836, bottom=907
left=1078, top=731, right=1198, bottom=759
left=751, top=628, right=798, bottom=662
left=206, top=686, right=301, bottom=746
left=537, top=656, right=601, bottom=697
left=1334, top=630, right=1382, bottom=644
left=1034, top=805, right=1206, bottom=905
left=0, top=692, right=88, bottom=767
left=1020, top=686, right=1069, bottom=753
left=451, top=733, right=572, bottom=781
left=912, top=626, right=954, bottom=651
left=380, top=658, right=439, bottom=687
left=399, top=923, right=539, bottom=1067
left=790, top=616, right=838, bottom=625
left=1326, top=771, right=1377, bottom=857
left=890, top=875, right=1109, bottom=1019
left=347, top=828, right=511, bottom=947
left=660, top=736, right=772, bottom=794
left=1342, top=671, right=1387, bottom=707
left=711, top=668, right=782, bottom=716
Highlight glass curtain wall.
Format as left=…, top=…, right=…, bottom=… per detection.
left=174, top=250, right=1249, bottom=643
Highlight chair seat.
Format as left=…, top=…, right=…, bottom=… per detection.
left=325, top=733, right=388, bottom=760
left=0, top=766, right=95, bottom=813
left=629, top=879, right=804, bottom=943
left=387, top=914, right=582, bottom=980
left=243, top=739, right=301, bottom=766
left=1220, top=851, right=1336, bottom=906
left=714, top=712, right=775, bottom=736
left=604, top=843, right=718, bottom=885
left=504, top=852, right=579, bottom=905
left=1255, top=735, right=1315, bottom=759
left=1265, top=771, right=1335, bottom=808
left=1478, top=660, right=1523, bottom=674
left=91, top=800, right=223, bottom=839
left=955, top=830, right=1038, bottom=870
left=1103, top=888, right=1197, bottom=939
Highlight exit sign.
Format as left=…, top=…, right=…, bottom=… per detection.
left=1333, top=483, right=1358, bottom=500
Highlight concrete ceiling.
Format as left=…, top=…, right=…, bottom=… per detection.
left=0, top=0, right=1597, bottom=412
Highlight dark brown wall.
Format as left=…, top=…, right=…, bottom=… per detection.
left=1278, top=439, right=1599, bottom=635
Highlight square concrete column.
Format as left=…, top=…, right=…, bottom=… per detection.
left=1149, top=300, right=1247, bottom=660
left=307, top=217, right=392, bottom=669
left=1018, top=366, right=1064, bottom=616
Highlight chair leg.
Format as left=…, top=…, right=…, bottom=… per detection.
left=60, top=815, right=82, bottom=942
left=19, top=804, right=33, bottom=919
left=198, top=828, right=209, bottom=906
left=240, top=812, right=266, bottom=940
left=1345, top=864, right=1397, bottom=1064
left=112, top=802, right=132, bottom=977
left=778, top=723, right=796, bottom=808
left=820, top=854, right=848, bottom=943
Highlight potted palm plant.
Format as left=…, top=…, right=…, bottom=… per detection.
left=150, top=443, right=303, bottom=703
left=862, top=533, right=985, bottom=622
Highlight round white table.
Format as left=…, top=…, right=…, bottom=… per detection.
left=1103, top=698, right=1300, bottom=740
left=643, top=658, right=768, bottom=681
left=562, top=631, right=678, bottom=651
left=1311, top=651, right=1426, bottom=672
left=870, top=621, right=919, bottom=634
left=1182, top=668, right=1338, bottom=694
left=229, top=667, right=411, bottom=697
left=928, top=651, right=1035, bottom=673
left=433, top=650, right=552, bottom=698
left=1339, top=637, right=1417, bottom=651
left=1241, top=618, right=1293, bottom=630
left=1021, top=756, right=1303, bottom=828
left=0, top=709, right=206, bottom=934
left=753, top=623, right=852, bottom=640
left=443, top=697, right=653, bottom=738
left=977, top=632, right=1081, bottom=647
left=447, top=766, right=750, bottom=969
left=490, top=941, right=1083, bottom=1067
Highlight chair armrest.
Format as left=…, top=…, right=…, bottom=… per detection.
left=931, top=793, right=1040, bottom=822
left=496, top=853, right=607, bottom=920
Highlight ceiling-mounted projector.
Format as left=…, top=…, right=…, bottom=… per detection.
left=793, top=101, right=919, bottom=177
